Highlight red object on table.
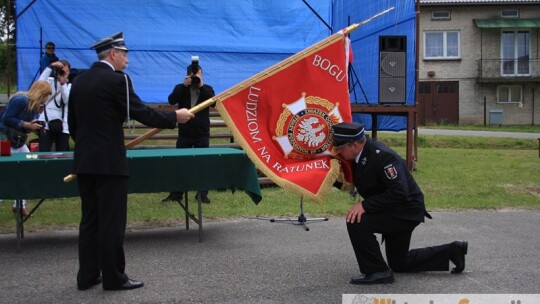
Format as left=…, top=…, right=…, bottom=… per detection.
left=30, top=142, right=39, bottom=152
left=0, top=140, right=11, bottom=156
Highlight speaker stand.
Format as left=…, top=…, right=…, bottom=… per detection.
left=348, top=63, right=370, bottom=104
left=269, top=197, right=328, bottom=231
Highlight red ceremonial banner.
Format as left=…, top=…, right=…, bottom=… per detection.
left=216, top=33, right=353, bottom=202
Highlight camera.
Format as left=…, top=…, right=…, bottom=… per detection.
left=55, top=67, right=66, bottom=76
left=190, top=75, right=200, bottom=88
left=189, top=56, right=200, bottom=88
left=36, top=121, right=46, bottom=135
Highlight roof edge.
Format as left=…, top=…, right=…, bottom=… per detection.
left=420, top=0, right=540, bottom=6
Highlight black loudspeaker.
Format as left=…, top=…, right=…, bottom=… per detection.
left=379, top=36, right=407, bottom=104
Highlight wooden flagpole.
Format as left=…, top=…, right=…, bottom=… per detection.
left=124, top=6, right=393, bottom=149
left=64, top=7, right=394, bottom=183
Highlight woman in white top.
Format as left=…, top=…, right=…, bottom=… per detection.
left=37, top=59, right=71, bottom=151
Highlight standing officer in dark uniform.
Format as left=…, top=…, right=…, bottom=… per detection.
left=331, top=122, right=468, bottom=284
left=68, top=32, right=194, bottom=291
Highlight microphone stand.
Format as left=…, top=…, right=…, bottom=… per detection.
left=269, top=196, right=328, bottom=231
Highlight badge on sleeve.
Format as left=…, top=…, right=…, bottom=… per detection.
left=383, top=164, right=398, bottom=180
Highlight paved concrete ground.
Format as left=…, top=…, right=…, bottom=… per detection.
left=0, top=210, right=538, bottom=304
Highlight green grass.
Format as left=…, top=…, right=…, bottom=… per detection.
left=1, top=135, right=539, bottom=233
left=413, top=148, right=539, bottom=209
left=376, top=133, right=538, bottom=150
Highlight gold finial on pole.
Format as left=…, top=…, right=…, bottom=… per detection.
left=342, top=6, right=395, bottom=35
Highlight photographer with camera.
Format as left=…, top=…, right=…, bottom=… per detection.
left=37, top=59, right=72, bottom=152
left=162, top=57, right=215, bottom=204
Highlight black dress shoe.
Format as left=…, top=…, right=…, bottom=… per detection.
left=103, top=279, right=144, bottom=291
left=449, top=240, right=468, bottom=274
left=350, top=269, right=394, bottom=285
left=77, top=276, right=102, bottom=291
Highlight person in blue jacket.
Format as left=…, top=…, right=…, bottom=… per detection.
left=40, top=42, right=59, bottom=72
left=0, top=81, right=51, bottom=216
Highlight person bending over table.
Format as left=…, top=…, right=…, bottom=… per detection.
left=0, top=80, right=51, bottom=217
left=331, top=122, right=468, bottom=285
left=68, top=32, right=194, bottom=291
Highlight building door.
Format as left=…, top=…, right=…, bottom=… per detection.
left=418, top=81, right=459, bottom=125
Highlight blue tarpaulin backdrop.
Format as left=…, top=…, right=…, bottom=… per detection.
left=15, top=0, right=415, bottom=131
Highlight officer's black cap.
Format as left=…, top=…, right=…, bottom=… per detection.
left=91, top=32, right=128, bottom=53
left=332, top=122, right=365, bottom=147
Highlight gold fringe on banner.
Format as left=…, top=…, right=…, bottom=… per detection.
left=217, top=107, right=342, bottom=203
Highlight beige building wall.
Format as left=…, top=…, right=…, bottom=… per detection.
left=419, top=4, right=540, bottom=125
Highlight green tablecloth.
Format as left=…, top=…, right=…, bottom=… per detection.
left=0, top=148, right=262, bottom=204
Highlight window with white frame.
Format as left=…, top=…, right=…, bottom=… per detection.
left=501, top=30, right=530, bottom=76
left=497, top=85, right=522, bottom=103
left=424, top=31, right=460, bottom=59
left=432, top=11, right=451, bottom=20
left=501, top=9, right=519, bottom=18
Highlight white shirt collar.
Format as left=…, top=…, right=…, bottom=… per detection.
left=100, top=60, right=115, bottom=71
left=355, top=148, right=363, bottom=164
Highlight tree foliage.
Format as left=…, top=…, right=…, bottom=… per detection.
left=0, top=1, right=16, bottom=92
left=1, top=0, right=16, bottom=42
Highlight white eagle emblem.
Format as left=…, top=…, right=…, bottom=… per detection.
left=296, top=117, right=326, bottom=147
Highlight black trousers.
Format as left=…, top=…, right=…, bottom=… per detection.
left=347, top=213, right=451, bottom=274
left=38, top=131, right=69, bottom=152
left=77, top=174, right=129, bottom=289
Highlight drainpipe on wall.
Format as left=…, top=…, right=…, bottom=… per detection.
left=533, top=88, right=535, bottom=125
left=483, top=96, right=487, bottom=126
